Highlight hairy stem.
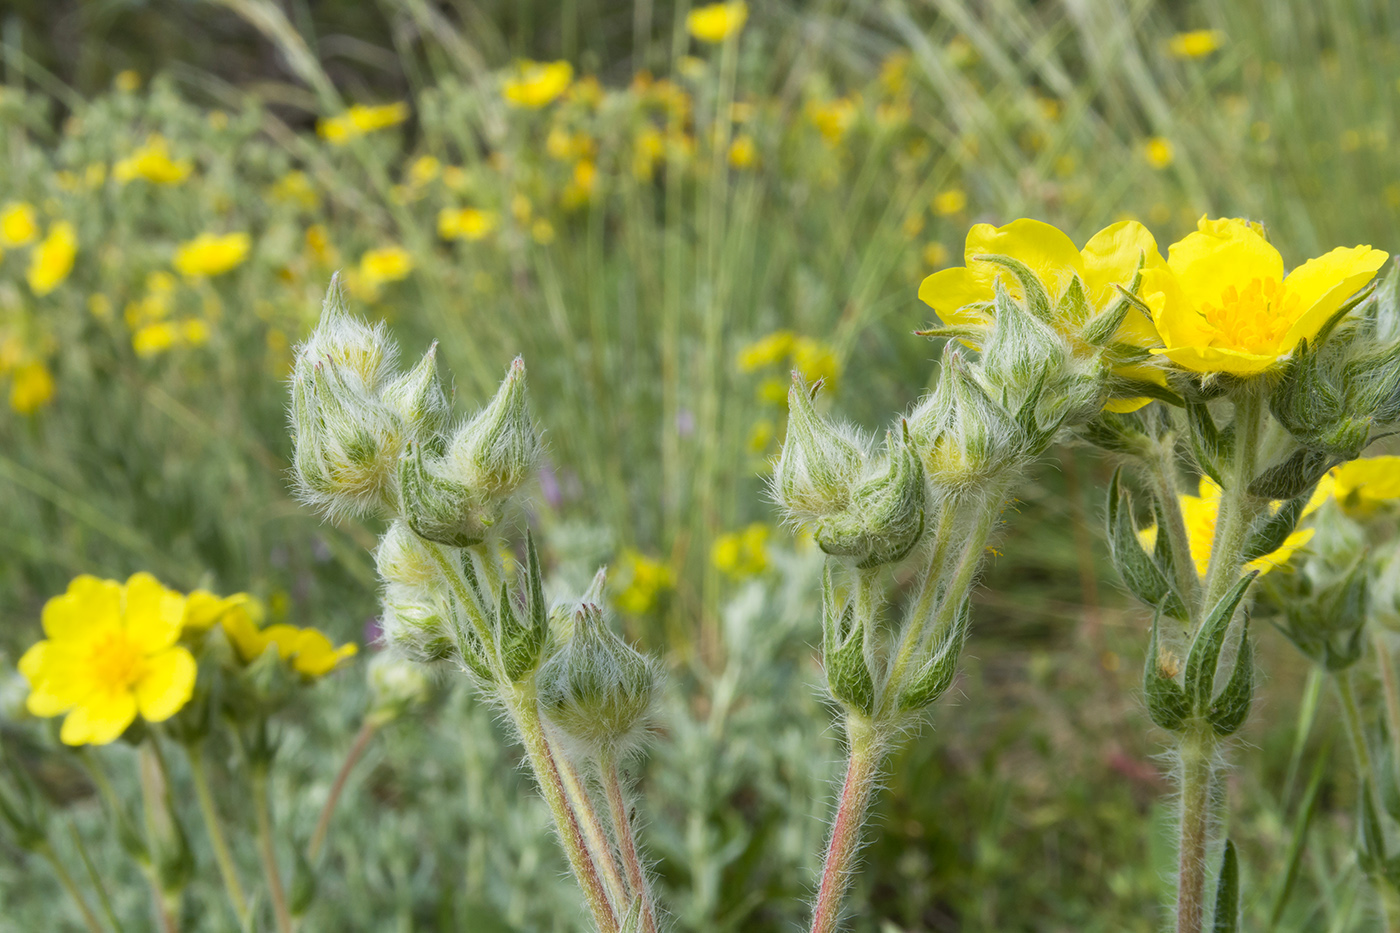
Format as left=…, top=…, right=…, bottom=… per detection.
left=39, top=841, right=106, bottom=933
left=138, top=741, right=182, bottom=933
left=251, top=766, right=294, bottom=933
left=550, top=728, right=629, bottom=913
left=69, top=819, right=124, bottom=933
left=1149, top=438, right=1199, bottom=613
left=600, top=752, right=659, bottom=933
left=308, top=720, right=378, bottom=863
left=810, top=717, right=886, bottom=933
left=1374, top=631, right=1400, bottom=788
left=186, top=747, right=250, bottom=929
left=1201, top=388, right=1264, bottom=612
left=1175, top=727, right=1217, bottom=933
left=1335, top=669, right=1400, bottom=931
left=508, top=684, right=619, bottom=932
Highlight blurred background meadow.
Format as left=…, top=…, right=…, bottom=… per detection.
left=1, top=0, right=1398, bottom=929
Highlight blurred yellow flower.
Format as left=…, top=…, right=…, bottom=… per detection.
left=880, top=52, right=912, bottom=97
left=1327, top=456, right=1400, bottom=516
left=204, top=591, right=358, bottom=677
left=9, top=361, right=55, bottom=414
left=615, top=550, right=675, bottom=615
left=688, top=2, right=748, bottom=43
left=562, top=160, right=598, bottom=209
left=305, top=224, right=338, bottom=265
left=738, top=330, right=795, bottom=371
left=174, top=232, right=251, bottom=277
left=270, top=170, right=321, bottom=210
left=792, top=336, right=841, bottom=388
left=1142, top=216, right=1388, bottom=374
left=809, top=97, right=858, bottom=146
left=547, top=127, right=593, bottom=161
left=728, top=134, right=758, bottom=169
left=359, top=246, right=414, bottom=289
left=747, top=418, right=774, bottom=453
left=114, top=70, right=141, bottom=92
left=633, top=127, right=666, bottom=181
left=0, top=202, right=39, bottom=247
left=531, top=219, right=556, bottom=244
left=438, top=207, right=499, bottom=241
left=1169, top=29, right=1224, bottom=59
left=923, top=242, right=950, bottom=268
left=318, top=102, right=410, bottom=145
left=407, top=155, right=441, bottom=187
left=27, top=222, right=78, bottom=296
left=712, top=524, right=770, bottom=579
left=931, top=189, right=967, bottom=216
left=113, top=135, right=193, bottom=185
left=1144, top=137, right=1175, bottom=169
left=84, top=163, right=107, bottom=188
left=19, top=573, right=196, bottom=746
left=503, top=60, right=574, bottom=108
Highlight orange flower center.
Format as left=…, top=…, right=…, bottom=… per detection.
left=1199, top=277, right=1299, bottom=354
left=87, top=630, right=146, bottom=692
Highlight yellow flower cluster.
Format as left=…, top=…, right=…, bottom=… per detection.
left=711, top=524, right=770, bottom=579
left=6, top=360, right=56, bottom=415
left=125, top=272, right=211, bottom=357
left=184, top=591, right=358, bottom=677
left=438, top=207, right=499, bottom=241
left=27, top=221, right=78, bottom=297
left=113, top=134, right=193, bottom=185
left=0, top=201, right=39, bottom=247
left=318, top=102, right=411, bottom=145
left=1169, top=29, right=1225, bottom=59
left=615, top=550, right=675, bottom=615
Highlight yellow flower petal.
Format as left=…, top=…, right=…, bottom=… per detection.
left=289, top=629, right=358, bottom=677
left=1280, top=245, right=1389, bottom=349
left=1150, top=344, right=1279, bottom=375
left=123, top=572, right=186, bottom=654
left=61, top=691, right=138, bottom=746
left=1246, top=527, right=1314, bottom=575
left=1166, top=216, right=1284, bottom=317
left=964, top=218, right=1085, bottom=300
left=42, top=576, right=121, bottom=642
left=1080, top=220, right=1164, bottom=310
left=222, top=607, right=270, bottom=662
left=917, top=266, right=992, bottom=326
left=1104, top=396, right=1152, bottom=413
left=135, top=648, right=197, bottom=722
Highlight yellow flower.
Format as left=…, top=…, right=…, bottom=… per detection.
left=113, top=135, right=193, bottom=185
left=210, top=593, right=357, bottom=677
left=633, top=127, right=666, bottom=181
left=1142, top=216, right=1388, bottom=375
left=531, top=219, right=556, bottom=244
left=712, top=524, right=770, bottom=579
left=359, top=246, right=414, bottom=289
left=687, top=1, right=748, bottom=43
left=1144, top=137, right=1175, bottom=169
left=305, top=224, right=338, bottom=266
left=615, top=550, right=675, bottom=615
left=809, top=97, right=858, bottom=147
left=114, top=70, right=141, bottom=92
left=931, top=189, right=967, bottom=216
left=1169, top=30, right=1225, bottom=59
left=0, top=202, right=39, bottom=247
left=27, top=222, right=78, bottom=296
left=792, top=337, right=841, bottom=389
left=19, top=574, right=197, bottom=746
left=1327, top=456, right=1400, bottom=516
left=437, top=207, right=499, bottom=241
left=132, top=322, right=180, bottom=357
left=561, top=160, right=597, bottom=209
left=174, top=232, right=251, bottom=278
left=503, top=60, right=574, bottom=108
left=317, top=103, right=410, bottom=145
left=1141, top=476, right=1327, bottom=579
left=728, top=134, right=758, bottom=170
left=923, top=242, right=950, bottom=268
left=9, top=361, right=55, bottom=414
left=270, top=170, right=320, bottom=210
left=737, top=331, right=795, bottom=371
left=407, top=155, right=441, bottom=187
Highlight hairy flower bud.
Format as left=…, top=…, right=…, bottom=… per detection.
left=366, top=652, right=432, bottom=725
left=379, top=583, right=466, bottom=668
left=814, top=423, right=927, bottom=568
left=908, top=352, right=1022, bottom=492
left=382, top=343, right=451, bottom=450
left=375, top=520, right=448, bottom=589
left=775, top=375, right=866, bottom=520
left=291, top=279, right=409, bottom=519
left=444, top=358, right=542, bottom=499
left=538, top=582, right=661, bottom=756
left=398, top=441, right=492, bottom=548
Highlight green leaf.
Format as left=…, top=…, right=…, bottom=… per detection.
left=1105, top=468, right=1187, bottom=618
left=1249, top=447, right=1338, bottom=500
left=1208, top=615, right=1254, bottom=737
left=1239, top=491, right=1313, bottom=565
left=1143, top=611, right=1189, bottom=732
left=897, top=598, right=971, bottom=713
left=1184, top=572, right=1258, bottom=713
left=1186, top=399, right=1230, bottom=486
left=1211, top=840, right=1240, bottom=933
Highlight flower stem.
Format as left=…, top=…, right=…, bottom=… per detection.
left=550, top=731, right=629, bottom=913
left=507, top=684, right=619, bottom=932
left=600, top=752, right=659, bottom=933
left=251, top=765, right=294, bottom=933
left=1174, top=726, right=1218, bottom=933
left=1149, top=439, right=1199, bottom=613
left=809, top=716, right=886, bottom=933
left=1334, top=668, right=1400, bottom=932
left=39, top=841, right=106, bottom=933
left=68, top=818, right=124, bottom=933
left=307, top=719, right=378, bottom=863
left=1201, top=387, right=1264, bottom=612
left=1373, top=631, right=1400, bottom=787
left=186, top=746, right=250, bottom=929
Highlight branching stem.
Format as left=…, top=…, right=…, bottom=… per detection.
left=308, top=719, right=378, bottom=863
left=600, top=751, right=660, bottom=933
left=809, top=716, right=885, bottom=933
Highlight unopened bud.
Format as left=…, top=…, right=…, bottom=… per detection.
left=375, top=520, right=448, bottom=589
left=909, top=352, right=1022, bottom=491
left=538, top=584, right=660, bottom=756
left=815, top=423, right=927, bottom=568
left=775, top=375, right=866, bottom=520
left=366, top=652, right=432, bottom=725
left=398, top=441, right=492, bottom=548
left=444, top=358, right=541, bottom=499
left=379, top=583, right=460, bottom=666
left=382, top=343, right=451, bottom=450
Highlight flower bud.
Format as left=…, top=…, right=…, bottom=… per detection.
left=444, top=358, right=542, bottom=499
left=291, top=279, right=409, bottom=518
left=980, top=278, right=1068, bottom=398
left=382, top=342, right=451, bottom=450
left=538, top=584, right=661, bottom=756
left=908, top=352, right=1022, bottom=492
left=775, top=375, right=866, bottom=520
left=366, top=651, right=432, bottom=725
left=815, top=423, right=927, bottom=569
left=398, top=441, right=492, bottom=548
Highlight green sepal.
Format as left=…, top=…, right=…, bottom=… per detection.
left=1239, top=490, right=1313, bottom=565
left=914, top=324, right=984, bottom=342
left=823, top=571, right=876, bottom=716
left=896, top=597, right=971, bottom=713
left=525, top=531, right=548, bottom=646
left=619, top=901, right=644, bottom=933
left=398, top=441, right=489, bottom=548
left=1106, top=468, right=1188, bottom=619
left=498, top=580, right=547, bottom=683
left=1185, top=398, right=1232, bottom=486
left=1248, top=447, right=1338, bottom=500
left=1211, top=840, right=1240, bottom=933
left=1077, top=411, right=1150, bottom=456
left=1057, top=274, right=1093, bottom=329
left=1102, top=375, right=1184, bottom=408
left=1184, top=572, right=1258, bottom=713
left=1207, top=614, right=1254, bottom=737
left=1081, top=290, right=1130, bottom=346
left=1143, top=611, right=1189, bottom=732
left=972, top=253, right=1052, bottom=322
